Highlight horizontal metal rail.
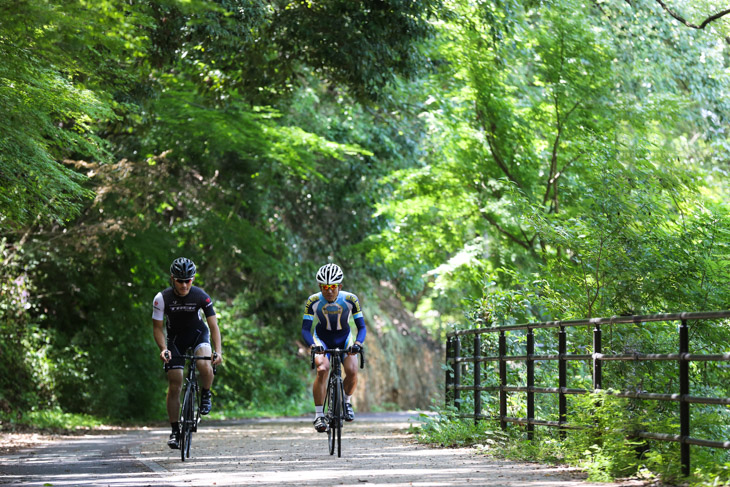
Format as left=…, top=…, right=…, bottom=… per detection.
left=446, top=311, right=730, bottom=337
left=444, top=310, right=730, bottom=477
left=634, top=432, right=730, bottom=450
left=448, top=384, right=730, bottom=405
left=454, top=353, right=730, bottom=363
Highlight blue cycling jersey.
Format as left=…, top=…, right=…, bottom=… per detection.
left=301, top=291, right=366, bottom=348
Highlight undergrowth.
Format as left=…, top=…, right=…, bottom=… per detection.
left=1, top=397, right=312, bottom=433
left=0, top=408, right=110, bottom=432
left=411, top=395, right=730, bottom=487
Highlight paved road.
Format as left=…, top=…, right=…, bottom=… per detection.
left=0, top=412, right=626, bottom=487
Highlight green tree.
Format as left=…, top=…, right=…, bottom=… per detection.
left=1, top=0, right=447, bottom=419
left=367, top=0, right=730, bottom=318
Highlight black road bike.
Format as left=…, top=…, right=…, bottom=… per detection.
left=311, top=346, right=365, bottom=457
left=172, top=352, right=215, bottom=462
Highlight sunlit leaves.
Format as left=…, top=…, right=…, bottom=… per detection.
left=366, top=0, right=730, bottom=324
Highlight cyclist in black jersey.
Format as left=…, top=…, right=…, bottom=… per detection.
left=152, top=257, right=222, bottom=449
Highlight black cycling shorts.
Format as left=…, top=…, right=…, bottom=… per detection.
left=165, top=323, right=210, bottom=371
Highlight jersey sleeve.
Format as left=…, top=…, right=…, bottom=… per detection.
left=347, top=293, right=367, bottom=344
left=152, top=292, right=165, bottom=321
left=354, top=315, right=366, bottom=344
left=301, top=294, right=318, bottom=346
left=200, top=290, right=216, bottom=317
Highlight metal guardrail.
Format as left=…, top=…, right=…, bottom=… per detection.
left=445, top=311, right=730, bottom=477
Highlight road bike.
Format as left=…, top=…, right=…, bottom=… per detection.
left=311, top=346, right=365, bottom=457
left=172, top=351, right=215, bottom=462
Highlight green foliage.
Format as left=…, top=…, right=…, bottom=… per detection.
left=1, top=408, right=108, bottom=432
left=413, top=405, right=510, bottom=448
left=526, top=145, right=730, bottom=317
left=366, top=0, right=730, bottom=322
left=272, top=0, right=444, bottom=102
left=213, top=297, right=309, bottom=414
left=0, top=240, right=54, bottom=412
left=6, top=0, right=377, bottom=426
left=465, top=268, right=550, bottom=326
left=4, top=8, right=730, bottom=487
left=0, top=0, right=155, bottom=229
left=562, top=392, right=661, bottom=482
left=416, top=393, right=724, bottom=485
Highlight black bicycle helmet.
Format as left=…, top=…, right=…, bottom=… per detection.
left=170, top=257, right=196, bottom=279
left=316, top=263, right=344, bottom=285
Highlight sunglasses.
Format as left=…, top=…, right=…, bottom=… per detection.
left=320, top=284, right=339, bottom=291
left=175, top=278, right=192, bottom=284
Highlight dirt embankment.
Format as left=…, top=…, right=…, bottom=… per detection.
left=353, top=281, right=444, bottom=412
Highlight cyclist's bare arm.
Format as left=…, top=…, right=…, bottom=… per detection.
left=153, top=319, right=170, bottom=362
left=206, top=315, right=222, bottom=366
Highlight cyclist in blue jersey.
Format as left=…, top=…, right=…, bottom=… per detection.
left=152, top=257, right=223, bottom=449
left=302, top=263, right=366, bottom=432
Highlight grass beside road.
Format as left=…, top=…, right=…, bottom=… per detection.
left=0, top=398, right=312, bottom=434
left=1, top=408, right=111, bottom=433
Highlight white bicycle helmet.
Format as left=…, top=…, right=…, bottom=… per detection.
left=316, top=263, right=344, bottom=285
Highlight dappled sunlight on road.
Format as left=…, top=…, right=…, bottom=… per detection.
left=0, top=431, right=173, bottom=487
left=0, top=416, right=625, bottom=486
left=130, top=419, right=618, bottom=487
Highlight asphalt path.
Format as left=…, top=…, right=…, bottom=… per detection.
left=0, top=412, right=628, bottom=487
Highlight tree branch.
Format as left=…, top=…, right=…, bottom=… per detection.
left=481, top=211, right=533, bottom=251
left=475, top=103, right=525, bottom=192
left=655, top=1, right=730, bottom=30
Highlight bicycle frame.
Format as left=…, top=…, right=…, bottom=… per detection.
left=174, top=353, right=212, bottom=461
left=310, top=347, right=365, bottom=458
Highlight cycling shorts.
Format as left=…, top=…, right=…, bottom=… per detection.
left=313, top=328, right=355, bottom=359
left=165, top=323, right=210, bottom=372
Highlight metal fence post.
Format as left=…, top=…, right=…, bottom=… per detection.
left=454, top=336, right=462, bottom=412
left=526, top=327, right=535, bottom=440
left=558, top=325, right=567, bottom=438
left=593, top=323, right=602, bottom=390
left=474, top=334, right=482, bottom=423
left=499, top=330, right=507, bottom=430
left=445, top=336, right=453, bottom=407
left=679, top=319, right=690, bottom=477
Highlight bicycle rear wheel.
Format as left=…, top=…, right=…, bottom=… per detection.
left=180, top=384, right=196, bottom=461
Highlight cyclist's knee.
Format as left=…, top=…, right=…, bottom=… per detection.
left=316, top=364, right=330, bottom=378
left=168, top=380, right=182, bottom=394
left=167, top=369, right=183, bottom=388
left=196, top=360, right=213, bottom=374
left=344, top=359, right=358, bottom=376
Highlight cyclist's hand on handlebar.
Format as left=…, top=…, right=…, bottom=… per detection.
left=349, top=343, right=362, bottom=355
left=212, top=351, right=223, bottom=366
left=311, top=345, right=325, bottom=354
left=161, top=349, right=171, bottom=363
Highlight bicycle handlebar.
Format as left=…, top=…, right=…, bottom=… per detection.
left=166, top=353, right=218, bottom=374
left=310, top=347, right=365, bottom=370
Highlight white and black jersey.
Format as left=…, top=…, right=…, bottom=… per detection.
left=152, top=286, right=216, bottom=370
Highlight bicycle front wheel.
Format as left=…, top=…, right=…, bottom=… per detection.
left=336, top=378, right=344, bottom=457
left=180, top=384, right=196, bottom=461
left=336, top=420, right=342, bottom=458
left=326, top=378, right=339, bottom=456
